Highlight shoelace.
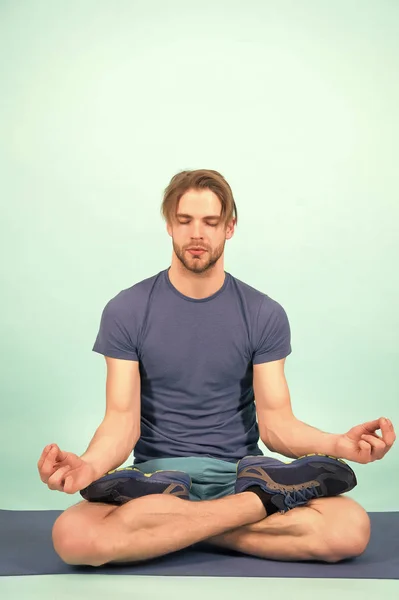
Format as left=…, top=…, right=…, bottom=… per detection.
left=283, top=485, right=321, bottom=509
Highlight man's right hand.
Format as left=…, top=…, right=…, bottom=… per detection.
left=37, top=444, right=97, bottom=494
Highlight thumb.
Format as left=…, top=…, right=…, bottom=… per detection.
left=63, top=474, right=75, bottom=494
left=64, top=467, right=93, bottom=494
left=64, top=471, right=83, bottom=494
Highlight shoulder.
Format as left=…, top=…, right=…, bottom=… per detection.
left=103, top=270, right=163, bottom=315
left=229, top=272, right=288, bottom=317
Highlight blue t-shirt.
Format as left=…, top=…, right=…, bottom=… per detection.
left=92, top=268, right=292, bottom=464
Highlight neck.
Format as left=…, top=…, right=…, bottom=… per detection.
left=168, top=257, right=226, bottom=299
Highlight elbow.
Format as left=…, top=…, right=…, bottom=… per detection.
left=133, top=429, right=140, bottom=447
left=260, top=434, right=276, bottom=453
left=132, top=424, right=141, bottom=444
left=259, top=413, right=297, bottom=451
left=258, top=425, right=275, bottom=451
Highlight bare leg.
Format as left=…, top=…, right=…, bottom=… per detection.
left=103, top=492, right=266, bottom=564
left=52, top=493, right=370, bottom=566
left=206, top=496, right=371, bottom=562
left=53, top=491, right=266, bottom=566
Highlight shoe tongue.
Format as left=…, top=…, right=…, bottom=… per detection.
left=270, top=494, right=286, bottom=511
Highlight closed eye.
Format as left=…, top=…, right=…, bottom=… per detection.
left=180, top=222, right=218, bottom=227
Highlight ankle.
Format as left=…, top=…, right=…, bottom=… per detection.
left=244, top=486, right=283, bottom=517
left=241, top=491, right=267, bottom=520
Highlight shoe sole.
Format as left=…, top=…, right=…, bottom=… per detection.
left=102, top=466, right=192, bottom=488
left=236, top=453, right=352, bottom=474
left=81, top=466, right=192, bottom=504
left=236, top=453, right=357, bottom=495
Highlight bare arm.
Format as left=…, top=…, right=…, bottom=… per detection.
left=254, top=358, right=339, bottom=459
left=81, top=357, right=141, bottom=479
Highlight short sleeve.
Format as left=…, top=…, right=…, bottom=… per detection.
left=92, top=298, right=139, bottom=361
left=252, top=298, right=292, bottom=364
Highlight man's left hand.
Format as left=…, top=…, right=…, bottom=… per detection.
left=334, top=417, right=396, bottom=464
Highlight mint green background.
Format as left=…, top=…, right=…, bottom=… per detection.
left=1, top=0, right=398, bottom=595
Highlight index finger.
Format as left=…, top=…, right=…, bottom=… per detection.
left=363, top=418, right=396, bottom=445
left=380, top=418, right=396, bottom=446
left=37, top=444, right=55, bottom=469
left=361, top=419, right=383, bottom=433
left=38, top=444, right=67, bottom=469
left=52, top=447, right=69, bottom=463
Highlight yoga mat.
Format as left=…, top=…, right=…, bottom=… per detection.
left=1, top=510, right=398, bottom=579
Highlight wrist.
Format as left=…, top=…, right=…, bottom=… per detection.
left=330, top=434, right=347, bottom=458
left=80, top=451, right=129, bottom=480
left=80, top=454, right=103, bottom=480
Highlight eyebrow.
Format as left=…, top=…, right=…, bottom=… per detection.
left=176, top=213, right=221, bottom=220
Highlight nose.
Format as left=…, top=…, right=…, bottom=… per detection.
left=191, top=221, right=205, bottom=238
left=187, top=223, right=205, bottom=243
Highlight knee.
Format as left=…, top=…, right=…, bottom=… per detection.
left=52, top=510, right=106, bottom=567
left=316, top=496, right=371, bottom=563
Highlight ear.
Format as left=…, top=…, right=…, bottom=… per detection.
left=225, top=218, right=236, bottom=240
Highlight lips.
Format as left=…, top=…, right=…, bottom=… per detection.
left=188, top=248, right=206, bottom=255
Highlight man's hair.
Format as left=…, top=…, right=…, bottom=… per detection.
left=161, top=169, right=238, bottom=227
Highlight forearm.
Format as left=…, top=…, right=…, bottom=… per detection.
left=262, top=417, right=340, bottom=459
left=80, top=413, right=139, bottom=479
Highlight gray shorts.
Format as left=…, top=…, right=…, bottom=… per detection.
left=133, top=456, right=238, bottom=501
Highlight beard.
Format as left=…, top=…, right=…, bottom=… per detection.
left=173, top=240, right=225, bottom=274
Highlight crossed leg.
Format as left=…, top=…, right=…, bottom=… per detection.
left=52, top=491, right=371, bottom=567
left=205, top=494, right=371, bottom=562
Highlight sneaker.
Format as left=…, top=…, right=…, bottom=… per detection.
left=80, top=466, right=192, bottom=504
left=235, top=453, right=357, bottom=513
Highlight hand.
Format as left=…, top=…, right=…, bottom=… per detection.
left=335, top=417, right=396, bottom=464
left=37, top=444, right=96, bottom=494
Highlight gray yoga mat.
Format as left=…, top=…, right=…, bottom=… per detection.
left=0, top=510, right=398, bottom=579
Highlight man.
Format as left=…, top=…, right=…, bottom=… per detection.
left=38, top=169, right=395, bottom=567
